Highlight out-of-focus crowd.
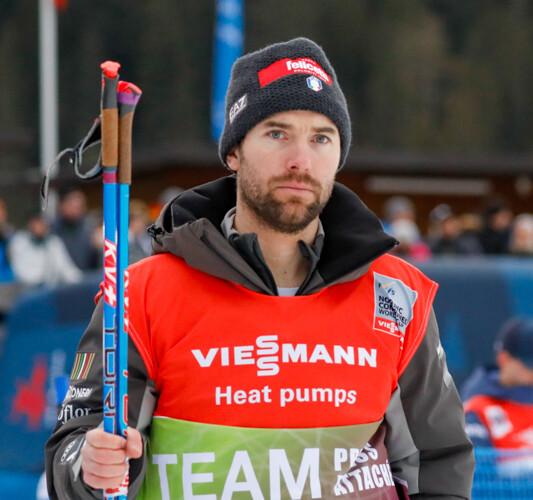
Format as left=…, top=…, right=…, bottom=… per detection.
left=0, top=186, right=184, bottom=290
left=382, top=195, right=533, bottom=260
left=0, top=189, right=531, bottom=290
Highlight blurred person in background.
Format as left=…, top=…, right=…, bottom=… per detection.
left=89, top=214, right=104, bottom=270
left=478, top=199, right=513, bottom=255
left=508, top=213, right=533, bottom=257
left=8, top=211, right=82, bottom=286
left=457, top=212, right=482, bottom=242
left=128, top=199, right=152, bottom=264
left=51, top=188, right=100, bottom=271
left=428, top=203, right=483, bottom=256
left=0, top=197, right=15, bottom=282
left=461, top=317, right=533, bottom=475
left=382, top=195, right=415, bottom=234
left=383, top=195, right=430, bottom=260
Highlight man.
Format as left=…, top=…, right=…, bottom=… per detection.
left=461, top=317, right=533, bottom=475
left=128, top=199, right=153, bottom=264
left=381, top=196, right=430, bottom=261
left=46, top=38, right=473, bottom=499
left=51, top=188, right=100, bottom=271
left=427, top=204, right=482, bottom=256
left=478, top=199, right=513, bottom=255
left=9, top=211, right=82, bottom=286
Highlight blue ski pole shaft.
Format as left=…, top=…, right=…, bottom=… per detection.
left=100, top=60, right=125, bottom=500
left=116, top=79, right=142, bottom=442
left=100, top=60, right=120, bottom=438
left=101, top=61, right=142, bottom=500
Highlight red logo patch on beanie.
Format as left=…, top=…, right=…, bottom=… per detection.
left=258, top=57, right=332, bottom=88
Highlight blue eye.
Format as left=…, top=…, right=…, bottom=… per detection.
left=269, top=131, right=283, bottom=139
left=315, top=135, right=329, bottom=144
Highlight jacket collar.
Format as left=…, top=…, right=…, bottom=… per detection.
left=220, top=207, right=325, bottom=295
left=149, top=175, right=397, bottom=295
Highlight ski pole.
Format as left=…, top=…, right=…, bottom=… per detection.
left=100, top=58, right=119, bottom=437
left=100, top=61, right=142, bottom=500
left=115, top=78, right=142, bottom=490
left=100, top=60, right=126, bottom=500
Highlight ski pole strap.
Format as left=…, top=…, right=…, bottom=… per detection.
left=39, top=69, right=142, bottom=209
left=39, top=116, right=103, bottom=209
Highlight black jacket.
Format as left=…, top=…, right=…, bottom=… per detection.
left=46, top=176, right=474, bottom=499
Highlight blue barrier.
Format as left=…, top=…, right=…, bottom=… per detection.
left=416, top=257, right=533, bottom=388
left=472, top=448, right=533, bottom=499
left=0, top=276, right=101, bottom=499
left=0, top=470, right=41, bottom=500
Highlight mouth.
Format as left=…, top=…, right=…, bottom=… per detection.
left=275, top=183, right=315, bottom=194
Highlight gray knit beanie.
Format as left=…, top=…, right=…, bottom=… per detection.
left=219, top=37, right=352, bottom=170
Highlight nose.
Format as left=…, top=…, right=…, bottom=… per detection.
left=285, top=140, right=312, bottom=172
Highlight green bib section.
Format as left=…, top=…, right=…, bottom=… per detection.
left=137, top=416, right=384, bottom=500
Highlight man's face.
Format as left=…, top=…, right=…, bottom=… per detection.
left=61, top=191, right=87, bottom=222
left=28, top=217, right=49, bottom=239
left=498, top=351, right=533, bottom=387
left=227, top=110, right=341, bottom=234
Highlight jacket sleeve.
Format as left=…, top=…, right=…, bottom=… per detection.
left=45, top=298, right=157, bottom=500
left=384, top=308, right=474, bottom=499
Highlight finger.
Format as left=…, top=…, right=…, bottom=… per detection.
left=82, top=470, right=127, bottom=490
left=80, top=444, right=127, bottom=465
left=82, top=455, right=128, bottom=479
left=126, top=427, right=143, bottom=459
left=85, top=428, right=127, bottom=450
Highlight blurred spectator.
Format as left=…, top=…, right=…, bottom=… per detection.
left=383, top=196, right=430, bottom=260
left=8, top=211, right=82, bottom=286
left=478, top=199, right=513, bottom=254
left=457, top=212, right=482, bottom=239
left=509, top=213, right=533, bottom=256
left=51, top=188, right=100, bottom=270
left=0, top=198, right=14, bottom=282
left=129, top=199, right=152, bottom=264
left=90, top=221, right=104, bottom=269
left=382, top=196, right=415, bottom=232
left=428, top=204, right=483, bottom=255
left=461, top=317, right=533, bottom=475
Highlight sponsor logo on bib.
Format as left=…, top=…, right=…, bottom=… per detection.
left=373, top=272, right=417, bottom=341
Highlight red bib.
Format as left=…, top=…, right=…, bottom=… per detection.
left=126, top=253, right=437, bottom=429
left=464, top=395, right=533, bottom=449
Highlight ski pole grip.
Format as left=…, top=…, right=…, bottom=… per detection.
left=100, top=61, right=121, bottom=171
left=118, top=114, right=133, bottom=185
left=117, top=81, right=142, bottom=185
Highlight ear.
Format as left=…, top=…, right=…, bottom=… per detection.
left=225, top=146, right=240, bottom=173
left=496, top=350, right=512, bottom=369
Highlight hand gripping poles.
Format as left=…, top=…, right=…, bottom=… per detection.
left=100, top=61, right=142, bottom=500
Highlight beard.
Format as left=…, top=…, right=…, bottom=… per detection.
left=237, top=154, right=335, bottom=235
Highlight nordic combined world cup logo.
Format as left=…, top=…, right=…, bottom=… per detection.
left=373, top=272, right=418, bottom=342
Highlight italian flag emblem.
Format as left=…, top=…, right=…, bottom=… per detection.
left=70, top=352, right=95, bottom=381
